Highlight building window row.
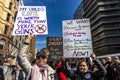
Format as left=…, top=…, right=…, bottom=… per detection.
left=99, top=4, right=120, bottom=10
left=92, top=28, right=120, bottom=41
left=93, top=39, right=106, bottom=48
left=85, top=5, right=99, bottom=18
left=83, top=0, right=91, bottom=9
left=100, top=11, right=120, bottom=16
left=85, top=0, right=97, bottom=13
left=91, top=10, right=120, bottom=23
left=106, top=37, right=120, bottom=43
left=92, top=31, right=105, bottom=42
left=103, top=23, right=120, bottom=29
left=84, top=1, right=98, bottom=17
left=99, top=0, right=120, bottom=3
left=92, top=26, right=104, bottom=36
left=105, top=30, right=120, bottom=36
left=91, top=17, right=120, bottom=28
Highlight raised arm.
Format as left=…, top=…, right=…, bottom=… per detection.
left=91, top=53, right=107, bottom=78
left=17, top=35, right=33, bottom=75
left=61, top=54, right=75, bottom=79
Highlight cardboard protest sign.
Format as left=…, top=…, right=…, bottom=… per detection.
left=47, top=37, right=63, bottom=61
left=62, top=19, right=93, bottom=58
left=12, top=6, right=48, bottom=35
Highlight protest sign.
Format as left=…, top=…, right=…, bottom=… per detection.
left=62, top=19, right=93, bottom=58
left=12, top=6, right=48, bottom=35
left=47, top=37, right=63, bottom=61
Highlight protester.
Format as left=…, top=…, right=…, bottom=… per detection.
left=17, top=35, right=55, bottom=80
left=40, top=48, right=49, bottom=59
left=55, top=60, right=67, bottom=80
left=62, top=53, right=106, bottom=80
left=110, top=56, right=120, bottom=80
left=12, top=62, right=26, bottom=80
left=3, top=55, right=16, bottom=80
left=104, top=57, right=113, bottom=80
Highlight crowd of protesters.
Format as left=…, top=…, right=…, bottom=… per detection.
left=0, top=35, right=120, bottom=80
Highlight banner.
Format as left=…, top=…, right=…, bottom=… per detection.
left=12, top=6, right=48, bottom=35
left=47, top=37, right=63, bottom=61
left=62, top=19, right=93, bottom=58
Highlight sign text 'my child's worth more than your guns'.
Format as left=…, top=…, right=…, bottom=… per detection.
left=12, top=6, right=48, bottom=35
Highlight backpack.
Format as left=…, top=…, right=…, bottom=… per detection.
left=0, top=67, right=4, bottom=80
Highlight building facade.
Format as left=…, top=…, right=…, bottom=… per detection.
left=0, top=0, right=36, bottom=61
left=74, top=0, right=120, bottom=55
left=0, top=0, right=18, bottom=55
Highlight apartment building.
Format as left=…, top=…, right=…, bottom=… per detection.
left=74, top=0, right=120, bottom=55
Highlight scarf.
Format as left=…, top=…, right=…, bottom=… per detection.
left=31, top=64, right=48, bottom=80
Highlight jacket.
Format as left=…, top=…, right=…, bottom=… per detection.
left=56, top=62, right=67, bottom=80
left=111, top=63, right=120, bottom=80
left=18, top=44, right=55, bottom=80
left=2, top=63, right=15, bottom=80
left=62, top=59, right=106, bottom=80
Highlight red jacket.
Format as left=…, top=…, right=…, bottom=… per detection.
left=56, top=63, right=67, bottom=80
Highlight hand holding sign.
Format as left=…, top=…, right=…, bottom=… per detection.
left=90, top=52, right=96, bottom=60
left=24, top=35, right=34, bottom=44
left=61, top=53, right=66, bottom=61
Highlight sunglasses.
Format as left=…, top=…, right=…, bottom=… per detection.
left=36, top=55, right=46, bottom=59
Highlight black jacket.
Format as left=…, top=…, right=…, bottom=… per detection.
left=111, top=63, right=120, bottom=80
left=62, top=59, right=106, bottom=80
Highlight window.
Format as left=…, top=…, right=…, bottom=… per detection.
left=4, top=25, right=8, bottom=34
left=0, top=39, right=5, bottom=50
left=6, top=13, right=11, bottom=21
left=0, top=44, right=3, bottom=49
left=9, top=2, right=12, bottom=10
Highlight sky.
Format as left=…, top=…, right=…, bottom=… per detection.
left=24, top=0, right=82, bottom=50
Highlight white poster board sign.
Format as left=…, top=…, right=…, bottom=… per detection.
left=62, top=19, right=93, bottom=58
left=12, top=6, right=48, bottom=35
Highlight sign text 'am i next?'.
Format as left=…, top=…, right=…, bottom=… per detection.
left=12, top=6, right=48, bottom=35
left=62, top=19, right=93, bottom=58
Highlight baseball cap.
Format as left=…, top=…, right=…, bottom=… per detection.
left=36, top=51, right=46, bottom=59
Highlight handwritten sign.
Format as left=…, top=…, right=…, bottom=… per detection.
left=62, top=19, right=93, bottom=58
left=12, top=6, right=48, bottom=35
left=47, top=37, right=63, bottom=61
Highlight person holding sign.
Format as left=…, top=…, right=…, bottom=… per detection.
left=17, top=35, right=55, bottom=80
left=61, top=53, right=106, bottom=80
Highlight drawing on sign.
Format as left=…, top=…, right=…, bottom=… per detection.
left=35, top=24, right=47, bottom=34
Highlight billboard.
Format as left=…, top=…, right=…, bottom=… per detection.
left=62, top=19, right=93, bottom=58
